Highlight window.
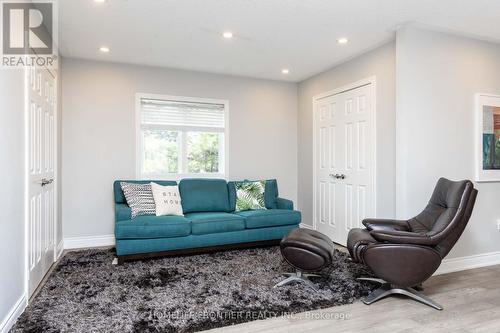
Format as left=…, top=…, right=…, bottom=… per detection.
left=137, top=94, right=228, bottom=179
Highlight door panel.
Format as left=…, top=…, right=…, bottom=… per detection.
left=328, top=182, right=335, bottom=228
left=358, top=121, right=366, bottom=169
left=314, top=83, right=374, bottom=246
left=27, top=65, right=56, bottom=296
left=345, top=122, right=353, bottom=170
left=357, top=185, right=367, bottom=228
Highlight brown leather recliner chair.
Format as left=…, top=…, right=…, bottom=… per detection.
left=347, top=178, right=477, bottom=310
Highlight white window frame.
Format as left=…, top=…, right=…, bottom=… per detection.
left=135, top=93, right=229, bottom=180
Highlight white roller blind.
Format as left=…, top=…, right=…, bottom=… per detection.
left=141, top=98, right=225, bottom=130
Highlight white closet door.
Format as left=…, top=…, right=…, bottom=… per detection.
left=314, top=83, right=375, bottom=246
left=27, top=65, right=56, bottom=296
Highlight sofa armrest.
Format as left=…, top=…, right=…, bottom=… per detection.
left=276, top=197, right=294, bottom=210
left=115, top=203, right=131, bottom=222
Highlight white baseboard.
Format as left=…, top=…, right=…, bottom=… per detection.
left=435, top=251, right=500, bottom=275
left=299, top=223, right=314, bottom=229
left=0, top=294, right=26, bottom=333
left=64, top=234, right=115, bottom=250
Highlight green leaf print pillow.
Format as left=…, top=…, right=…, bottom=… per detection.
left=235, top=180, right=267, bottom=211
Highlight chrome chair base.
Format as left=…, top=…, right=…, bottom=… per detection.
left=274, top=271, right=320, bottom=291
left=358, top=278, right=443, bottom=310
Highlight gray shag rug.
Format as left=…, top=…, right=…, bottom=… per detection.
left=11, top=247, right=374, bottom=333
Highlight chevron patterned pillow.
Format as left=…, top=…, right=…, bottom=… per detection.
left=120, top=182, right=156, bottom=219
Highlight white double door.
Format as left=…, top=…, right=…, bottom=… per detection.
left=314, top=83, right=375, bottom=246
left=27, top=65, right=57, bottom=296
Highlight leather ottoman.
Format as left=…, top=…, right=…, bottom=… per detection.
left=274, top=228, right=334, bottom=291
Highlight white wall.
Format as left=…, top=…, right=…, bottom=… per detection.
left=396, top=26, right=500, bottom=259
left=61, top=58, right=298, bottom=239
left=297, top=42, right=396, bottom=226
left=0, top=70, right=26, bottom=330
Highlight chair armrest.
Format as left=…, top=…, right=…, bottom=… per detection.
left=347, top=228, right=377, bottom=263
left=276, top=197, right=294, bottom=210
left=369, top=229, right=436, bottom=246
left=115, top=203, right=131, bottom=222
left=362, top=218, right=409, bottom=232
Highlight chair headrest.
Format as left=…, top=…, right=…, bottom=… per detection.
left=429, top=178, right=472, bottom=209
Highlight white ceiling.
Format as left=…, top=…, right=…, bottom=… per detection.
left=58, top=0, right=500, bottom=82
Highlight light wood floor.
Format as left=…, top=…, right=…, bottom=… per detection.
left=205, top=264, right=500, bottom=333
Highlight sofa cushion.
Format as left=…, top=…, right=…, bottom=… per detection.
left=264, top=179, right=279, bottom=209
left=179, top=179, right=231, bottom=213
left=228, top=179, right=279, bottom=211
left=115, top=203, right=132, bottom=222
left=114, top=180, right=177, bottom=204
left=236, top=209, right=301, bottom=229
left=186, top=212, right=245, bottom=235
left=115, top=215, right=190, bottom=239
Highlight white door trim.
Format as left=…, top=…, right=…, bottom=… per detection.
left=23, top=65, right=29, bottom=304
left=312, top=76, right=377, bottom=231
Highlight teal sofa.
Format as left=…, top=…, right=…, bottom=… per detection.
left=114, top=178, right=300, bottom=263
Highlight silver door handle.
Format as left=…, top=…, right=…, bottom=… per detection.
left=329, top=174, right=346, bottom=180
left=38, top=178, right=54, bottom=186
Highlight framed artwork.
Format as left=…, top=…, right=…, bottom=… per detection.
left=476, top=93, right=500, bottom=182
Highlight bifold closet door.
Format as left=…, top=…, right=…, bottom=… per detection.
left=314, top=83, right=375, bottom=246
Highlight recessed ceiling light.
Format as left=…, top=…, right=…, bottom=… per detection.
left=222, top=31, right=233, bottom=39
left=99, top=46, right=110, bottom=53
left=281, top=69, right=290, bottom=74
left=337, top=37, right=349, bottom=44
left=94, top=0, right=106, bottom=3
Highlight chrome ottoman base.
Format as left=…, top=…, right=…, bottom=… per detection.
left=358, top=277, right=443, bottom=310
